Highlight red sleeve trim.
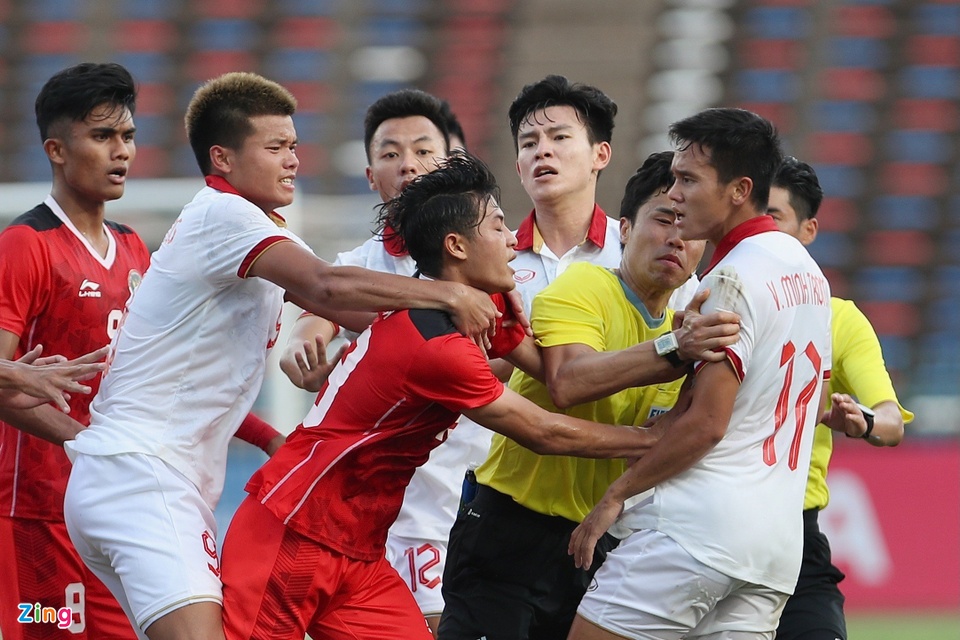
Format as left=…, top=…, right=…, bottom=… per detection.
left=235, top=412, right=281, bottom=452
left=486, top=293, right=526, bottom=359
left=237, top=236, right=291, bottom=278
left=693, top=347, right=744, bottom=383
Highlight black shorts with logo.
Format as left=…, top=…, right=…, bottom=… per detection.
left=777, top=508, right=847, bottom=640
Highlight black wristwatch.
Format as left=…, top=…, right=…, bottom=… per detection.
left=654, top=332, right=685, bottom=368
left=847, top=403, right=875, bottom=440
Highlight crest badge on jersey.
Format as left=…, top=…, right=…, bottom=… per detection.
left=513, top=269, right=536, bottom=284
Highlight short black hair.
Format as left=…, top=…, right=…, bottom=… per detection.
left=184, top=72, right=297, bottom=175
left=440, top=99, right=466, bottom=148
left=620, top=151, right=675, bottom=224
left=377, top=151, right=500, bottom=278
left=35, top=62, right=137, bottom=142
left=363, top=89, right=450, bottom=162
left=669, top=108, right=782, bottom=211
left=773, top=156, right=823, bottom=222
left=508, top=74, right=617, bottom=151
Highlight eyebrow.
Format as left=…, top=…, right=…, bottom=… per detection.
left=91, top=126, right=136, bottom=135
left=376, top=134, right=436, bottom=150
left=518, top=122, right=573, bottom=139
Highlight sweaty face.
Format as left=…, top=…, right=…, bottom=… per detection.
left=667, top=143, right=736, bottom=245
left=366, top=116, right=447, bottom=203
left=221, top=115, right=299, bottom=214
left=54, top=104, right=136, bottom=205
left=620, top=190, right=705, bottom=295
left=461, top=198, right=518, bottom=294
left=515, top=105, right=610, bottom=207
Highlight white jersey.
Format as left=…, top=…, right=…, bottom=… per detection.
left=620, top=218, right=832, bottom=593
left=390, top=207, right=698, bottom=541
left=334, top=235, right=416, bottom=274
left=332, top=235, right=416, bottom=343
left=67, top=186, right=308, bottom=510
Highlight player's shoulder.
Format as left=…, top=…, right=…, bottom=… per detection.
left=830, top=296, right=857, bottom=315
left=405, top=308, right=458, bottom=342
left=104, top=218, right=141, bottom=236
left=6, top=203, right=59, bottom=233
left=194, top=186, right=263, bottom=221
left=553, top=261, right=613, bottom=288
left=830, top=296, right=871, bottom=333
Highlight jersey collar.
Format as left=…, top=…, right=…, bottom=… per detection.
left=381, top=224, right=408, bottom=257
left=44, top=195, right=117, bottom=269
left=204, top=175, right=287, bottom=228
left=702, top=215, right=779, bottom=276
left=514, top=204, right=608, bottom=253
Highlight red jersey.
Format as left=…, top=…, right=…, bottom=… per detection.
left=0, top=202, right=150, bottom=520
left=249, top=305, right=523, bottom=562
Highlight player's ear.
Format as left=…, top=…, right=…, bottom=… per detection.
left=800, top=217, right=819, bottom=245
left=209, top=145, right=231, bottom=174
left=619, top=217, right=633, bottom=245
left=730, top=177, right=753, bottom=206
left=592, top=140, right=612, bottom=173
left=443, top=232, right=468, bottom=263
left=43, top=138, right=65, bottom=165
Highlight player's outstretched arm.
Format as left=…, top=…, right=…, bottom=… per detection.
left=0, top=332, right=102, bottom=444
left=501, top=335, right=544, bottom=383
left=568, top=359, right=739, bottom=569
left=866, top=401, right=906, bottom=446
left=461, top=387, right=660, bottom=460
left=0, top=345, right=109, bottom=412
left=542, top=294, right=740, bottom=409
left=820, top=396, right=904, bottom=447
left=248, top=241, right=498, bottom=346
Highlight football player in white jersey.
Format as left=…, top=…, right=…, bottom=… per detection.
left=568, top=108, right=834, bottom=640
left=62, top=73, right=500, bottom=640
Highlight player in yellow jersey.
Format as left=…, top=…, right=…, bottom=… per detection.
left=767, top=156, right=914, bottom=640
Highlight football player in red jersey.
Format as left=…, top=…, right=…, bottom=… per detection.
left=0, top=62, right=146, bottom=640
left=219, top=153, right=664, bottom=640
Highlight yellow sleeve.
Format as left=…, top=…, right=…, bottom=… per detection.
left=829, top=298, right=914, bottom=423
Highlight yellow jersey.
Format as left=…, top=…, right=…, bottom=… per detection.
left=476, top=263, right=685, bottom=523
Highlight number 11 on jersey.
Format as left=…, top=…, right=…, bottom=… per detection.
left=765, top=340, right=822, bottom=470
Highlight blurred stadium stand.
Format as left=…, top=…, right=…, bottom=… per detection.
left=0, top=0, right=956, bottom=433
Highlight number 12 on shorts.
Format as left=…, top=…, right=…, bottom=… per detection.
left=403, top=544, right=441, bottom=592
left=765, top=340, right=822, bottom=470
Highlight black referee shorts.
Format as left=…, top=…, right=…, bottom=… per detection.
left=438, top=484, right=617, bottom=640
left=777, top=508, right=847, bottom=640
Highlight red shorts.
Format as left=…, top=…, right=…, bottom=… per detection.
left=221, top=496, right=432, bottom=640
left=0, top=517, right=137, bottom=640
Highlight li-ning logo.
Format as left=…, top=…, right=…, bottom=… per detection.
left=78, top=279, right=101, bottom=298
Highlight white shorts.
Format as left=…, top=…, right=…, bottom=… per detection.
left=64, top=452, right=223, bottom=634
left=577, top=529, right=787, bottom=640
left=384, top=533, right=447, bottom=618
